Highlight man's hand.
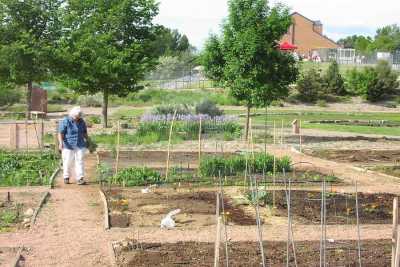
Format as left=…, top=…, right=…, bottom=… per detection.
left=58, top=143, right=63, bottom=152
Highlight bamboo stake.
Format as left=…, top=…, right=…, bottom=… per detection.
left=273, top=120, right=276, bottom=145
left=273, top=156, right=276, bottom=208
left=281, top=119, right=284, bottom=146
left=165, top=110, right=177, bottom=181
left=250, top=118, right=255, bottom=159
left=355, top=181, right=362, bottom=267
left=214, top=193, right=221, bottom=267
left=198, top=117, right=202, bottom=177
left=395, top=228, right=400, bottom=267
left=115, top=121, right=121, bottom=176
left=392, top=197, right=399, bottom=267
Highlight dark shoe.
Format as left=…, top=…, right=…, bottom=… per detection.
left=64, top=178, right=70, bottom=184
left=77, top=178, right=86, bottom=185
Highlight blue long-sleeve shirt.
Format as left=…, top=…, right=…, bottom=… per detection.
left=58, top=117, right=88, bottom=150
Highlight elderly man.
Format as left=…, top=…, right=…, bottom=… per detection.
left=58, top=107, right=89, bottom=185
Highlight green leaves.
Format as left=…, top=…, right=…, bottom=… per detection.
left=202, top=0, right=298, bottom=109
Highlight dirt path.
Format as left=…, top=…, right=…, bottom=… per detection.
left=0, top=155, right=116, bottom=267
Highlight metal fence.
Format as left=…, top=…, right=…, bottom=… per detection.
left=313, top=48, right=400, bottom=70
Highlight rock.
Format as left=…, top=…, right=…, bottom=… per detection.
left=23, top=218, right=30, bottom=223
left=24, top=208, right=34, bottom=217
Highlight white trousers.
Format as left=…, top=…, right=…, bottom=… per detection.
left=62, top=148, right=85, bottom=180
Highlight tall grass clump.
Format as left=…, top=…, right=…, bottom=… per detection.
left=199, top=153, right=291, bottom=177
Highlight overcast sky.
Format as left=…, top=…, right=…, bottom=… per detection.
left=154, top=0, right=400, bottom=50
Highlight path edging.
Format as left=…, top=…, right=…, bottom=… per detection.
left=49, top=166, right=61, bottom=189
left=30, top=191, right=50, bottom=230
left=10, top=246, right=24, bottom=267
left=99, top=189, right=110, bottom=230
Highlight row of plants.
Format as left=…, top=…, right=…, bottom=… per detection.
left=0, top=150, right=59, bottom=186
left=295, top=60, right=399, bottom=104
left=199, top=153, right=292, bottom=177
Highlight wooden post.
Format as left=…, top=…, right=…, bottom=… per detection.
left=392, top=197, right=399, bottom=267
left=250, top=118, right=255, bottom=159
left=25, top=120, right=29, bottom=151
left=214, top=193, right=221, bottom=267
left=281, top=119, right=284, bottom=146
left=10, top=123, right=18, bottom=149
left=198, top=117, right=202, bottom=176
left=299, top=120, right=302, bottom=153
left=54, top=121, right=60, bottom=154
left=165, top=110, right=177, bottom=180
left=115, top=121, right=121, bottom=176
left=273, top=120, right=276, bottom=145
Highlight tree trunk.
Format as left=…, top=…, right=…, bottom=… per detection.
left=102, top=90, right=108, bottom=128
left=245, top=105, right=251, bottom=141
left=26, top=81, right=33, bottom=119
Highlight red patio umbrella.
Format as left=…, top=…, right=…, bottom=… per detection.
left=279, top=42, right=298, bottom=51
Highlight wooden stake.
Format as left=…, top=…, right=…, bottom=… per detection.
left=214, top=193, right=221, bottom=267
left=25, top=120, right=29, bottom=151
left=273, top=120, right=276, bottom=145
left=115, top=121, right=121, bottom=176
left=273, top=156, right=276, bottom=208
left=299, top=120, right=302, bottom=153
left=165, top=110, right=177, bottom=180
left=395, top=228, right=400, bottom=267
left=393, top=197, right=399, bottom=267
left=281, top=119, right=284, bottom=146
left=198, top=117, right=202, bottom=176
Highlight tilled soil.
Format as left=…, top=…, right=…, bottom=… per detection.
left=304, top=149, right=400, bottom=164
left=106, top=189, right=256, bottom=228
left=115, top=239, right=391, bottom=267
left=0, top=191, right=42, bottom=232
left=269, top=190, right=396, bottom=224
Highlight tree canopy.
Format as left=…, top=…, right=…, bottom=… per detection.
left=0, top=0, right=63, bottom=117
left=202, top=0, right=298, bottom=139
left=58, top=0, right=159, bottom=127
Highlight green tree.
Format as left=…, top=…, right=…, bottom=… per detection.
left=324, top=61, right=346, bottom=96
left=373, top=25, right=400, bottom=52
left=58, top=0, right=159, bottom=127
left=201, top=34, right=225, bottom=82
left=221, top=0, right=298, bottom=139
left=0, top=0, right=63, bottom=118
left=296, top=68, right=324, bottom=103
left=152, top=26, right=193, bottom=57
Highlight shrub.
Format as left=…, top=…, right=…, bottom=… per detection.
left=296, top=68, right=324, bottom=103
left=86, top=115, right=101, bottom=126
left=78, top=94, right=103, bottom=107
left=152, top=104, right=192, bottom=116
left=195, top=99, right=223, bottom=117
left=345, top=61, right=399, bottom=102
left=324, top=61, right=346, bottom=96
left=112, top=167, right=162, bottom=186
left=199, top=153, right=291, bottom=177
left=316, top=100, right=327, bottom=107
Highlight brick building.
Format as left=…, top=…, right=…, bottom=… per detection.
left=280, top=12, right=339, bottom=57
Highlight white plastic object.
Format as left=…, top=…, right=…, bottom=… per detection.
left=141, top=188, right=150, bottom=194
left=160, top=209, right=181, bottom=229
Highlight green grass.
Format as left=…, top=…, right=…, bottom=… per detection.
left=110, top=88, right=239, bottom=107
left=111, top=108, right=147, bottom=120
left=224, top=109, right=400, bottom=136
left=303, top=123, right=400, bottom=136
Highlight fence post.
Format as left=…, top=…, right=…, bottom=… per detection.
left=10, top=123, right=18, bottom=149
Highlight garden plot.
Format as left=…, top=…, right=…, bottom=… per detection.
left=0, top=191, right=44, bottom=232
left=114, top=239, right=391, bottom=267
left=105, top=188, right=256, bottom=228
left=264, top=190, right=395, bottom=225
left=304, top=149, right=400, bottom=166
left=97, top=150, right=233, bottom=169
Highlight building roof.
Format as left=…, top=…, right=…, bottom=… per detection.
left=290, top=12, right=338, bottom=47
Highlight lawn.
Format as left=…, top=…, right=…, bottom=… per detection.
left=224, top=109, right=400, bottom=136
